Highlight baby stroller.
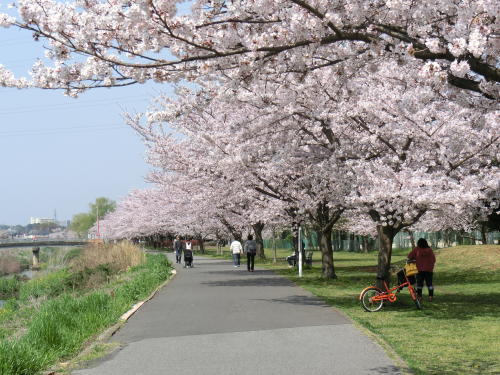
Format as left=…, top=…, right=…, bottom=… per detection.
left=184, top=249, right=193, bottom=268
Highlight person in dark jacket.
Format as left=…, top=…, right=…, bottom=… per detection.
left=407, top=238, right=436, bottom=301
left=174, top=236, right=182, bottom=264
left=244, top=234, right=257, bottom=272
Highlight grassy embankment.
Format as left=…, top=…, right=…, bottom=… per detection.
left=0, top=242, right=172, bottom=375
left=203, top=244, right=500, bottom=375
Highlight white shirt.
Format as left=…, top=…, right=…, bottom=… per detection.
left=186, top=242, right=192, bottom=250
left=230, top=240, right=243, bottom=254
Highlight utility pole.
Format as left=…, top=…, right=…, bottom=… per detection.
left=298, top=224, right=303, bottom=277
left=272, top=226, right=277, bottom=264
left=96, top=203, right=100, bottom=238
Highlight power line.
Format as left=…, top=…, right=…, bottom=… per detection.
left=0, top=123, right=135, bottom=137
left=0, top=95, right=153, bottom=116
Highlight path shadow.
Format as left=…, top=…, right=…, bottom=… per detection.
left=202, top=277, right=293, bottom=287
left=202, top=269, right=276, bottom=276
left=252, top=294, right=332, bottom=308
left=189, top=260, right=233, bottom=267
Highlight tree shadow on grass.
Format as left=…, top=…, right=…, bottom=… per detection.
left=334, top=257, right=378, bottom=263
left=291, top=272, right=500, bottom=320
left=368, top=365, right=405, bottom=375
left=318, top=289, right=500, bottom=320
left=417, top=292, right=500, bottom=320
left=424, top=359, right=499, bottom=375
left=432, top=270, right=499, bottom=286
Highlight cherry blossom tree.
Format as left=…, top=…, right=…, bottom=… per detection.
left=2, top=1, right=497, bottom=285
left=1, top=0, right=498, bottom=99
left=130, top=55, right=498, bottom=282
left=129, top=75, right=360, bottom=278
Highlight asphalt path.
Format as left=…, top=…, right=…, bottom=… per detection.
left=74, top=254, right=402, bottom=375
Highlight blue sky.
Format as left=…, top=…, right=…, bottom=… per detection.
left=0, top=4, right=178, bottom=225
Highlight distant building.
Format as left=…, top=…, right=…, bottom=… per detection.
left=30, top=217, right=56, bottom=225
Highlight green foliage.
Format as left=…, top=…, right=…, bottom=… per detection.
left=63, top=248, right=82, bottom=263
left=89, top=197, right=116, bottom=222
left=113, top=254, right=170, bottom=308
left=0, top=278, right=21, bottom=299
left=19, top=270, right=71, bottom=300
left=70, top=197, right=116, bottom=237
left=70, top=213, right=95, bottom=238
left=25, top=293, right=116, bottom=356
left=0, top=340, right=52, bottom=375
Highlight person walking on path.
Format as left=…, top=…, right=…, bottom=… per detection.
left=230, top=239, right=243, bottom=267
left=244, top=235, right=257, bottom=272
left=174, top=236, right=183, bottom=264
left=408, top=238, right=436, bottom=302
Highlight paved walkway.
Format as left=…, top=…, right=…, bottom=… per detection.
left=74, top=254, right=402, bottom=375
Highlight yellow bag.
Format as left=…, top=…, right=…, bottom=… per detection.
left=404, top=262, right=418, bottom=276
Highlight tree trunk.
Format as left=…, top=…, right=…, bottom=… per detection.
left=317, top=226, right=337, bottom=279
left=197, top=235, right=205, bottom=253
left=362, top=236, right=369, bottom=253
left=376, top=225, right=398, bottom=289
left=312, top=202, right=341, bottom=279
left=480, top=225, right=488, bottom=245
left=405, top=229, right=416, bottom=248
left=252, top=222, right=265, bottom=259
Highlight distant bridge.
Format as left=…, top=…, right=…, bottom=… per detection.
left=0, top=239, right=88, bottom=248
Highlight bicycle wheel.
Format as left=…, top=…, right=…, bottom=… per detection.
left=408, top=286, right=422, bottom=310
left=360, top=287, right=384, bottom=312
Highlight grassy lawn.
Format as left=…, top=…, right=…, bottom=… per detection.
left=203, top=245, right=500, bottom=375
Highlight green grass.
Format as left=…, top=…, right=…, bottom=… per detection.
left=0, top=253, right=172, bottom=375
left=0, top=278, right=21, bottom=300
left=204, top=244, right=500, bottom=375
left=18, top=269, right=71, bottom=300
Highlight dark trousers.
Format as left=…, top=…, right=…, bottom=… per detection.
left=397, top=270, right=416, bottom=286
left=416, top=271, right=434, bottom=297
left=175, top=251, right=182, bottom=264
left=247, top=253, right=255, bottom=271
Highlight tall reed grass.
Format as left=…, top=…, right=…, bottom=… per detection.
left=71, top=241, right=145, bottom=273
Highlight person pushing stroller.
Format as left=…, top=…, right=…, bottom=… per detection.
left=183, top=239, right=194, bottom=268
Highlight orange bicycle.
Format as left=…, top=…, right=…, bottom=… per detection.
left=359, top=260, right=421, bottom=312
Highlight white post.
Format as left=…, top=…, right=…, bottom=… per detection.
left=298, top=225, right=303, bottom=277
left=96, top=203, right=100, bottom=238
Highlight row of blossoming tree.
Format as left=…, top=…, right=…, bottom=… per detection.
left=1, top=0, right=498, bottom=282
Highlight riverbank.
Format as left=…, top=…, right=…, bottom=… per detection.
left=0, top=242, right=173, bottom=375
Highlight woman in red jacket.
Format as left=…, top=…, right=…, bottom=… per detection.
left=408, top=238, right=436, bottom=302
